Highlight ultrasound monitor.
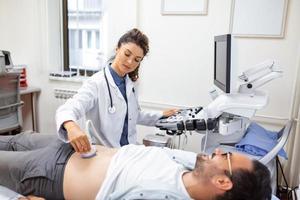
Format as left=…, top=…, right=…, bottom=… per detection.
left=214, top=34, right=231, bottom=93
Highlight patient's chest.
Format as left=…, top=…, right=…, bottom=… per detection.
left=112, top=145, right=186, bottom=195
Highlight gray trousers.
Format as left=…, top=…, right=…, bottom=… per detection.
left=0, top=133, right=74, bottom=200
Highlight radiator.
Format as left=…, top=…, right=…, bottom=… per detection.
left=53, top=88, right=86, bottom=128
left=54, top=88, right=77, bottom=100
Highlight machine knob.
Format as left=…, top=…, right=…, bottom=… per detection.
left=185, top=119, right=196, bottom=131
left=195, top=107, right=203, bottom=114
left=207, top=118, right=217, bottom=130
left=195, top=119, right=206, bottom=130
left=176, top=121, right=185, bottom=131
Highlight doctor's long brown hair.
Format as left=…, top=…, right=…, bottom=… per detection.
left=116, top=28, right=149, bottom=82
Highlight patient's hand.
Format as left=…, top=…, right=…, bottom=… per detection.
left=19, top=195, right=45, bottom=200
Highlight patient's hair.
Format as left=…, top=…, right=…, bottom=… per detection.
left=215, top=160, right=272, bottom=200
left=117, top=28, right=149, bottom=82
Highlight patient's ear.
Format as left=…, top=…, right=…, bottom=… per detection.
left=211, top=175, right=233, bottom=191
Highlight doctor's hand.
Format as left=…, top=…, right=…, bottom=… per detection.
left=64, top=121, right=91, bottom=153
left=162, top=109, right=179, bottom=117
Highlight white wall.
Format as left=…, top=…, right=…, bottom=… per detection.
left=0, top=0, right=299, bottom=149
left=138, top=0, right=232, bottom=107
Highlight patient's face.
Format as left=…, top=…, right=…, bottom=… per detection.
left=195, top=149, right=253, bottom=177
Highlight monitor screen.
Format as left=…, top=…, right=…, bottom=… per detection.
left=214, top=34, right=231, bottom=93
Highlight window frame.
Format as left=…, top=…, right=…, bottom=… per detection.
left=61, top=0, right=103, bottom=76
left=62, top=0, right=69, bottom=71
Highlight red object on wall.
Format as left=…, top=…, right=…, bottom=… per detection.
left=13, top=65, right=28, bottom=89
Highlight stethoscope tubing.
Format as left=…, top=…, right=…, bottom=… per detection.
left=104, top=68, right=116, bottom=114
left=104, top=66, right=136, bottom=114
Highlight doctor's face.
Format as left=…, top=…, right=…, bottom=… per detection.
left=112, top=42, right=144, bottom=77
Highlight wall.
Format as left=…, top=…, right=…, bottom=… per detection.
left=138, top=0, right=232, bottom=107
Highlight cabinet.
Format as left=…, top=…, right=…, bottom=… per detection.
left=20, top=86, right=41, bottom=132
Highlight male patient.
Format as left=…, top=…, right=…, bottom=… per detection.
left=0, top=133, right=271, bottom=200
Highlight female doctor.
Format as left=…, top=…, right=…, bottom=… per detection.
left=56, top=28, right=176, bottom=153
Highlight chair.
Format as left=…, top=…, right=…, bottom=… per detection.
left=255, top=120, right=293, bottom=195
left=259, top=120, right=293, bottom=165
left=205, top=120, right=293, bottom=163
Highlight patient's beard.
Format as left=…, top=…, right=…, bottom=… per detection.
left=194, top=154, right=207, bottom=176
left=195, top=155, right=220, bottom=180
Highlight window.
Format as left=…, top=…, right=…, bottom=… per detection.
left=62, top=0, right=103, bottom=76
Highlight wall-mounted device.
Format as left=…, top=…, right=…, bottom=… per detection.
left=0, top=50, right=14, bottom=74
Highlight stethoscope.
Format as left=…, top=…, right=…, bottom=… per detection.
left=104, top=68, right=116, bottom=114
left=104, top=66, right=137, bottom=114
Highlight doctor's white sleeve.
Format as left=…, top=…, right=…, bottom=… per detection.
left=55, top=78, right=98, bottom=142
left=137, top=110, right=163, bottom=126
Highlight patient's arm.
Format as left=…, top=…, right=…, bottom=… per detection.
left=0, top=132, right=57, bottom=151
left=0, top=185, right=45, bottom=200
left=0, top=185, right=23, bottom=199
left=19, top=195, right=45, bottom=200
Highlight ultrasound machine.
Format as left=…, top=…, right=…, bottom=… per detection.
left=155, top=34, right=283, bottom=153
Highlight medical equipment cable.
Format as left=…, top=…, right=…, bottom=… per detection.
left=85, top=120, right=105, bottom=145
left=276, top=156, right=295, bottom=200
left=80, top=120, right=98, bottom=159
left=200, top=110, right=209, bottom=153
left=171, top=134, right=176, bottom=149
left=180, top=131, right=188, bottom=150
left=288, top=186, right=298, bottom=200
left=201, top=128, right=209, bottom=153
left=181, top=132, right=188, bottom=150
left=178, top=134, right=181, bottom=149
left=179, top=130, right=188, bottom=150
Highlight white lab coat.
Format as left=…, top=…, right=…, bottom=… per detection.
left=56, top=66, right=163, bottom=147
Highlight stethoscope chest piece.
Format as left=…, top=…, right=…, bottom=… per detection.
left=108, top=105, right=116, bottom=114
